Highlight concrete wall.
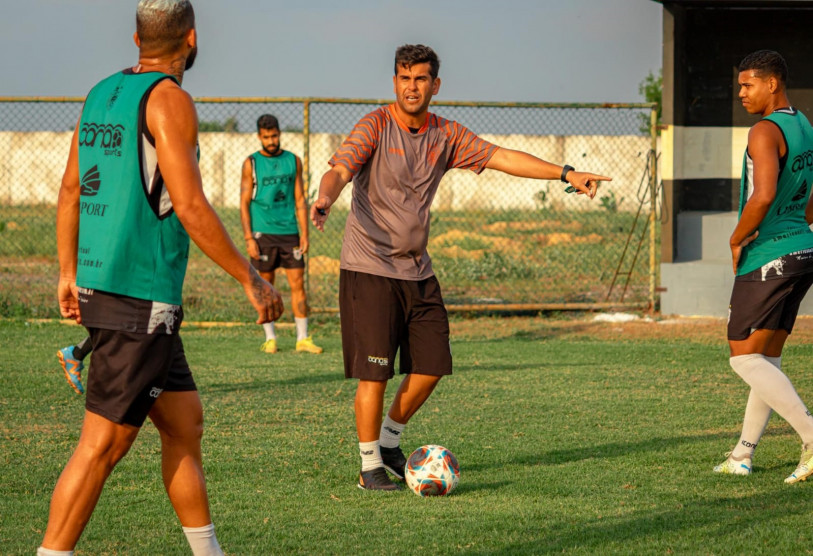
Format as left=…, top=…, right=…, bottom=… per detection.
left=0, top=131, right=651, bottom=211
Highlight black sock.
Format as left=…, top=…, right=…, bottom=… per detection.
left=73, top=337, right=92, bottom=361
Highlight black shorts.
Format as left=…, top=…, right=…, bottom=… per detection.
left=339, top=269, right=452, bottom=380
left=250, top=233, right=304, bottom=272
left=728, top=250, right=813, bottom=340
left=85, top=328, right=196, bottom=427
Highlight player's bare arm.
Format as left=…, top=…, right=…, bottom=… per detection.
left=239, top=157, right=260, bottom=260
left=311, top=164, right=353, bottom=231
left=485, top=147, right=611, bottom=199
left=294, top=155, right=309, bottom=253
left=56, top=119, right=82, bottom=323
left=729, top=120, right=783, bottom=272
left=147, top=80, right=283, bottom=323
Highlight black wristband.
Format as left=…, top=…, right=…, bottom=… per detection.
left=560, top=165, right=574, bottom=183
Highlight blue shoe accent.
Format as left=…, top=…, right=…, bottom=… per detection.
left=58, top=346, right=85, bottom=395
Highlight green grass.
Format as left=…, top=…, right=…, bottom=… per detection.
left=0, top=204, right=655, bottom=319
left=3, top=317, right=813, bottom=554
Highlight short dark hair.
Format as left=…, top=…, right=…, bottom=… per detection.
left=394, top=44, right=440, bottom=80
left=739, top=50, right=788, bottom=85
left=136, top=0, right=195, bottom=53
left=256, top=114, right=279, bottom=132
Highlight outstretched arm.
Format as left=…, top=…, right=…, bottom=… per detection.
left=147, top=80, right=283, bottom=323
left=311, top=164, right=353, bottom=232
left=485, top=147, right=611, bottom=199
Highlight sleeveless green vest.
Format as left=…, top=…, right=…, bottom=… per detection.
left=249, top=150, right=299, bottom=235
left=76, top=70, right=190, bottom=304
left=737, top=108, right=813, bottom=276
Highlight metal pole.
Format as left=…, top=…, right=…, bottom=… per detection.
left=649, top=104, right=658, bottom=313
left=303, top=100, right=311, bottom=298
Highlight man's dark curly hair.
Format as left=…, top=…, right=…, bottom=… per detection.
left=739, top=50, right=788, bottom=85
left=394, top=44, right=440, bottom=79
left=256, top=114, right=279, bottom=132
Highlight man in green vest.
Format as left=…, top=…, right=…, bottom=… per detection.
left=240, top=114, right=322, bottom=354
left=40, top=1, right=283, bottom=554
left=714, top=50, right=813, bottom=484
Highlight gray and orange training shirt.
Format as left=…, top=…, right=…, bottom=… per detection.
left=329, top=104, right=498, bottom=280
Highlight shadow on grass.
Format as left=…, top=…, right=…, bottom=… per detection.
left=452, top=480, right=512, bottom=495
left=455, top=361, right=597, bottom=373
left=462, top=432, right=740, bottom=472
left=205, top=370, right=342, bottom=393
left=457, top=322, right=596, bottom=343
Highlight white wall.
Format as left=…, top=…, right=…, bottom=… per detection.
left=1, top=131, right=652, bottom=212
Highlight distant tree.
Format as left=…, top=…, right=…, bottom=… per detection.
left=199, top=115, right=239, bottom=132
left=638, top=69, right=662, bottom=135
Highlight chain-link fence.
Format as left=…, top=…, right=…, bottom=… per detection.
left=0, top=97, right=658, bottom=321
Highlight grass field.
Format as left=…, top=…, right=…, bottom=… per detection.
left=0, top=204, right=653, bottom=320
left=5, top=315, right=813, bottom=554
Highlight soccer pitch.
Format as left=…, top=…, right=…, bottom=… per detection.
left=4, top=316, right=813, bottom=554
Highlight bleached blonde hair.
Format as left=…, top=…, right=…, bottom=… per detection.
left=136, top=0, right=195, bottom=52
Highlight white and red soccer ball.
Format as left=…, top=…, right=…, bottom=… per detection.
left=405, top=444, right=460, bottom=497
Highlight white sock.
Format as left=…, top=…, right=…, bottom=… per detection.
left=730, top=354, right=813, bottom=445
left=37, top=548, right=73, bottom=556
left=731, top=389, right=772, bottom=460
left=262, top=322, right=276, bottom=341
left=359, top=440, right=383, bottom=472
left=295, top=317, right=308, bottom=341
left=730, top=356, right=782, bottom=460
left=380, top=415, right=406, bottom=449
left=182, top=523, right=224, bottom=556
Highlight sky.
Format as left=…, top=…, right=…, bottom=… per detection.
left=0, top=0, right=663, bottom=104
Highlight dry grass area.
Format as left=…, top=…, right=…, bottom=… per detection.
left=450, top=314, right=813, bottom=345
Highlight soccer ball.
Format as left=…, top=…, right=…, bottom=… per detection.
left=405, top=444, right=460, bottom=497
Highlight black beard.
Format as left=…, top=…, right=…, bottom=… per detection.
left=185, top=46, right=198, bottom=71
left=262, top=146, right=280, bottom=156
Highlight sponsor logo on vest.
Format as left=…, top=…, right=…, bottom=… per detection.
left=80, top=166, right=101, bottom=196
left=777, top=201, right=806, bottom=216
left=149, top=387, right=164, bottom=398
left=80, top=166, right=109, bottom=216
left=261, top=175, right=293, bottom=187
left=107, top=85, right=123, bottom=109
left=79, top=122, right=124, bottom=157
left=273, top=190, right=287, bottom=203
left=368, top=355, right=389, bottom=366
left=792, top=181, right=808, bottom=201
left=791, top=150, right=813, bottom=173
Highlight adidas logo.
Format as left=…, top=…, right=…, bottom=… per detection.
left=80, top=166, right=101, bottom=197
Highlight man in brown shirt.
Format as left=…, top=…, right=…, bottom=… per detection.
left=312, top=44, right=610, bottom=490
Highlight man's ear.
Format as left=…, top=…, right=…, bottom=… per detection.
left=187, top=28, right=197, bottom=48
left=133, top=31, right=141, bottom=48
left=432, top=77, right=441, bottom=95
